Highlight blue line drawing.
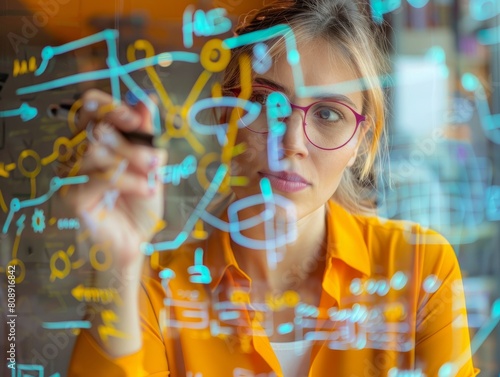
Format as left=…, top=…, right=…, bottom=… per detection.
left=462, top=72, right=500, bottom=144
left=252, top=43, right=272, bottom=74
left=471, top=299, right=500, bottom=354
left=159, top=268, right=176, bottom=297
left=477, top=25, right=500, bottom=45
left=378, top=140, right=489, bottom=245
left=42, top=321, right=92, bottom=329
left=188, top=248, right=212, bottom=284
left=227, top=178, right=297, bottom=269
left=183, top=6, right=232, bottom=48
left=266, top=91, right=291, bottom=172
left=2, top=175, right=88, bottom=234
left=277, top=322, right=294, bottom=335
left=439, top=299, right=500, bottom=376
left=158, top=155, right=198, bottom=186
left=371, top=0, right=402, bottom=23
left=0, top=103, right=38, bottom=121
left=485, top=185, right=500, bottom=221
left=469, top=0, right=500, bottom=21
left=224, top=24, right=304, bottom=90
left=370, top=0, right=430, bottom=23
left=15, top=214, right=26, bottom=236
left=142, top=164, right=228, bottom=253
left=31, top=208, right=46, bottom=233
left=17, top=30, right=199, bottom=135
left=469, top=0, right=500, bottom=45
left=188, top=97, right=261, bottom=146
left=11, top=364, right=44, bottom=377
left=161, top=298, right=209, bottom=330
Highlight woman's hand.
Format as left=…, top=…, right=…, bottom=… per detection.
left=61, top=89, right=167, bottom=270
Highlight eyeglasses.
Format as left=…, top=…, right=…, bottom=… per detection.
left=228, top=84, right=366, bottom=150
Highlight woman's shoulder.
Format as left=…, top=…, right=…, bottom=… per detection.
left=329, top=199, right=449, bottom=243
left=327, top=200, right=459, bottom=277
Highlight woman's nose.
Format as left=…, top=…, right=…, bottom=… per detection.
left=280, top=109, right=309, bottom=159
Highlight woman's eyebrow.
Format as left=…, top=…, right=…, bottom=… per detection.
left=316, top=93, right=358, bottom=109
left=254, top=77, right=359, bottom=110
left=253, top=77, right=289, bottom=94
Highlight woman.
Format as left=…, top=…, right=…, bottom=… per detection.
left=67, top=0, right=478, bottom=376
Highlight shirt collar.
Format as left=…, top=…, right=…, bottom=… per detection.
left=325, top=200, right=371, bottom=277
left=206, top=200, right=372, bottom=293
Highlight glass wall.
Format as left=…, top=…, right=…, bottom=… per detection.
left=0, top=0, right=499, bottom=375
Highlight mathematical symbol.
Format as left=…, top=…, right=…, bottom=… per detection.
left=266, top=91, right=291, bottom=172
left=31, top=208, right=46, bottom=233
left=13, top=57, right=37, bottom=77
left=98, top=310, right=128, bottom=343
left=183, top=6, right=232, bottom=48
left=15, top=214, right=26, bottom=235
left=188, top=248, right=212, bottom=284
left=252, top=43, right=272, bottom=74
left=11, top=364, right=44, bottom=377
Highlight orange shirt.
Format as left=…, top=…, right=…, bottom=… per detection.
left=69, top=201, right=479, bottom=376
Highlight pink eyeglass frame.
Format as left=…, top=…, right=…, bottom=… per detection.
left=227, top=84, right=366, bottom=151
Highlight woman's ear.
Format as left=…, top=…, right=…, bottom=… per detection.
left=346, top=119, right=370, bottom=168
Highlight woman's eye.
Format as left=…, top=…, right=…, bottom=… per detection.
left=250, top=92, right=269, bottom=105
left=315, top=108, right=342, bottom=121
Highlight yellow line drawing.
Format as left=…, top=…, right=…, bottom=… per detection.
left=18, top=149, right=42, bottom=178
left=68, top=99, right=83, bottom=134
left=72, top=284, right=122, bottom=305
left=89, top=243, right=112, bottom=272
left=49, top=244, right=84, bottom=282
left=197, top=152, right=220, bottom=189
left=220, top=53, right=253, bottom=192
left=128, top=40, right=205, bottom=154
left=0, top=164, right=8, bottom=178
left=150, top=251, right=160, bottom=270
left=191, top=219, right=208, bottom=240
left=0, top=190, right=8, bottom=213
left=12, top=234, right=20, bottom=260
left=30, top=177, right=36, bottom=199
left=98, top=310, right=129, bottom=343
left=7, top=259, right=26, bottom=284
left=13, top=57, right=37, bottom=77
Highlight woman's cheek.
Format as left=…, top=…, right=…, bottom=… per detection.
left=235, top=131, right=267, bottom=164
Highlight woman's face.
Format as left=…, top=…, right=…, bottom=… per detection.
left=230, top=39, right=365, bottom=221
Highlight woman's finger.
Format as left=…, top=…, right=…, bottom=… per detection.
left=93, top=124, right=164, bottom=175
left=77, top=89, right=142, bottom=133
left=77, top=143, right=121, bottom=175
left=63, top=168, right=156, bottom=213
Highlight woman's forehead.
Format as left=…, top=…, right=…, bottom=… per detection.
left=255, top=37, right=364, bottom=105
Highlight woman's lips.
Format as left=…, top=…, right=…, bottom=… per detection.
left=258, top=171, right=311, bottom=193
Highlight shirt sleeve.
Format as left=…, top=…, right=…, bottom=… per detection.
left=413, top=228, right=480, bottom=376
left=68, top=275, right=170, bottom=377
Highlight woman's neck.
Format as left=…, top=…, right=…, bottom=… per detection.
left=230, top=203, right=328, bottom=294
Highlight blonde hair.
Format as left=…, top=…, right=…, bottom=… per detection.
left=222, top=0, right=390, bottom=214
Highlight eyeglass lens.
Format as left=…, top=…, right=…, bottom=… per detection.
left=242, top=86, right=361, bottom=150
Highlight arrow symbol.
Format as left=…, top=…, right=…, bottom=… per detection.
left=71, top=284, right=84, bottom=301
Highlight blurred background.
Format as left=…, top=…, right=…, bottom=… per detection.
left=0, top=0, right=499, bottom=375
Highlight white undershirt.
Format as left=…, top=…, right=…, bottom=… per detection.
left=269, top=340, right=313, bottom=377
